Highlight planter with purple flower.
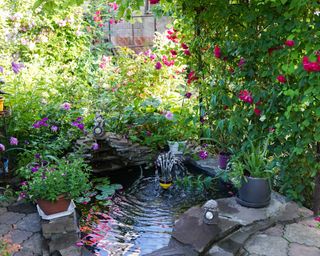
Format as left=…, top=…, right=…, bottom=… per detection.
left=18, top=155, right=91, bottom=216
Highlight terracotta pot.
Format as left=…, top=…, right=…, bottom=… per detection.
left=37, top=195, right=71, bottom=215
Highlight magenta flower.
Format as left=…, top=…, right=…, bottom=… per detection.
left=61, top=102, right=71, bottom=111
left=92, top=143, right=99, bottom=151
left=77, top=123, right=85, bottom=130
left=31, top=165, right=39, bottom=173
left=164, top=111, right=173, bottom=120
left=214, top=45, right=221, bottom=59
left=150, top=54, right=157, bottom=60
left=199, top=150, right=208, bottom=160
left=0, top=144, right=5, bottom=152
left=20, top=181, right=28, bottom=186
left=146, top=131, right=152, bottom=136
left=51, top=125, right=58, bottom=132
left=239, top=90, right=253, bottom=104
left=314, top=216, right=320, bottom=222
left=254, top=108, right=262, bottom=116
left=33, top=117, right=49, bottom=128
left=277, top=75, right=286, bottom=84
left=185, top=92, right=192, bottom=98
left=285, top=40, right=295, bottom=47
left=155, top=62, right=162, bottom=70
left=181, top=43, right=188, bottom=50
left=184, top=49, right=191, bottom=56
left=238, top=58, right=246, bottom=68
left=10, top=137, right=18, bottom=145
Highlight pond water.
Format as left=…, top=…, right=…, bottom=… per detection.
left=84, top=168, right=231, bottom=256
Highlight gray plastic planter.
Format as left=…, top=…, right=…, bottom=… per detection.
left=236, top=176, right=271, bottom=208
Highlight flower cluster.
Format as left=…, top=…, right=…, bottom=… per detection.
left=71, top=117, right=85, bottom=131
left=302, top=55, right=320, bottom=72
left=187, top=71, right=198, bottom=84
left=238, top=90, right=253, bottom=104
left=33, top=117, right=49, bottom=128
left=199, top=150, right=208, bottom=160
left=166, top=28, right=178, bottom=43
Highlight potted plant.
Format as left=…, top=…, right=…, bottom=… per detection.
left=229, top=137, right=278, bottom=208
left=19, top=154, right=91, bottom=215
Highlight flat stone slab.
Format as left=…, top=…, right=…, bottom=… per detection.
left=21, top=233, right=43, bottom=255
left=0, top=211, right=25, bottom=225
left=172, top=206, right=240, bottom=253
left=263, top=224, right=284, bottom=237
left=284, top=223, right=320, bottom=247
left=9, top=229, right=33, bottom=244
left=16, top=213, right=41, bottom=233
left=8, top=201, right=37, bottom=214
left=0, top=223, right=11, bottom=236
left=216, top=195, right=284, bottom=226
left=244, top=234, right=289, bottom=256
left=288, top=243, right=320, bottom=256
left=0, top=207, right=7, bottom=215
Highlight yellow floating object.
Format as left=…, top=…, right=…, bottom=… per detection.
left=160, top=181, right=173, bottom=190
left=0, top=97, right=4, bottom=112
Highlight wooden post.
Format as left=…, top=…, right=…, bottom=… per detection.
left=313, top=142, right=320, bottom=216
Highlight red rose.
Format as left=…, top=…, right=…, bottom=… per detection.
left=285, top=40, right=295, bottom=47
left=214, top=45, right=221, bottom=58
left=277, top=75, right=287, bottom=83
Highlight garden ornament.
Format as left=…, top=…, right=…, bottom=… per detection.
left=202, top=199, right=219, bottom=225
left=93, top=113, right=105, bottom=138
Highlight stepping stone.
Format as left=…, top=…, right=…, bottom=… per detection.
left=0, top=223, right=11, bottom=236
left=16, top=213, right=41, bottom=233
left=21, top=233, right=43, bottom=255
left=0, top=207, right=7, bottom=215
left=8, top=229, right=33, bottom=244
left=263, top=224, right=284, bottom=237
left=284, top=223, right=320, bottom=247
left=289, top=243, right=320, bottom=256
left=0, top=212, right=25, bottom=225
left=244, top=234, right=289, bottom=256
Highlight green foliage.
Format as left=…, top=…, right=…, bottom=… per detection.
left=176, top=175, right=214, bottom=191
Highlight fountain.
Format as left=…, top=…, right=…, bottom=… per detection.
left=155, top=152, right=186, bottom=189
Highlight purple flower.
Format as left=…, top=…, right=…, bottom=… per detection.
left=0, top=144, right=5, bottom=152
left=185, top=92, right=192, bottom=99
left=11, top=62, right=24, bottom=74
left=165, top=111, right=173, bottom=120
left=31, top=165, right=39, bottom=173
left=61, top=102, right=71, bottom=111
left=92, top=143, right=99, bottom=151
left=155, top=62, right=162, bottom=70
left=24, top=140, right=30, bottom=145
left=199, top=150, right=208, bottom=160
left=19, top=192, right=27, bottom=199
left=9, top=137, right=18, bottom=146
left=76, top=117, right=83, bottom=122
left=20, top=181, right=28, bottom=186
left=34, top=153, right=41, bottom=159
left=0, top=66, right=3, bottom=73
left=51, top=125, right=58, bottom=132
left=33, top=117, right=49, bottom=128
left=71, top=121, right=79, bottom=127
left=77, top=123, right=84, bottom=130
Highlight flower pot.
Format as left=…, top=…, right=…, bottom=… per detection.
left=168, top=141, right=187, bottom=155
left=37, top=195, right=71, bottom=215
left=236, top=176, right=271, bottom=208
left=218, top=152, right=231, bottom=169
left=0, top=97, right=4, bottom=112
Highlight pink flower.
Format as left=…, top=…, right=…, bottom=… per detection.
left=146, top=131, right=152, bottom=136
left=184, top=49, right=191, bottom=56
left=181, top=43, right=188, bottom=49
left=61, top=102, right=71, bottom=110
left=109, top=2, right=118, bottom=11
left=302, top=56, right=320, bottom=72
left=238, top=58, right=246, bottom=68
left=150, top=0, right=160, bottom=4
left=10, top=137, right=18, bottom=145
left=187, top=71, right=198, bottom=84
left=155, top=62, right=162, bottom=70
left=170, top=50, right=177, bottom=57
left=285, top=40, right=295, bottom=47
left=164, top=111, right=173, bottom=120
left=150, top=54, right=157, bottom=60
left=214, top=45, right=221, bottom=59
left=239, top=90, right=253, bottom=104
left=277, top=75, right=287, bottom=83
left=254, top=108, right=261, bottom=116
left=314, top=216, right=320, bottom=222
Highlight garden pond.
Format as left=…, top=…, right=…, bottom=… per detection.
left=82, top=167, right=232, bottom=256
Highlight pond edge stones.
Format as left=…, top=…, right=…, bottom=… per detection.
left=146, top=192, right=313, bottom=256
